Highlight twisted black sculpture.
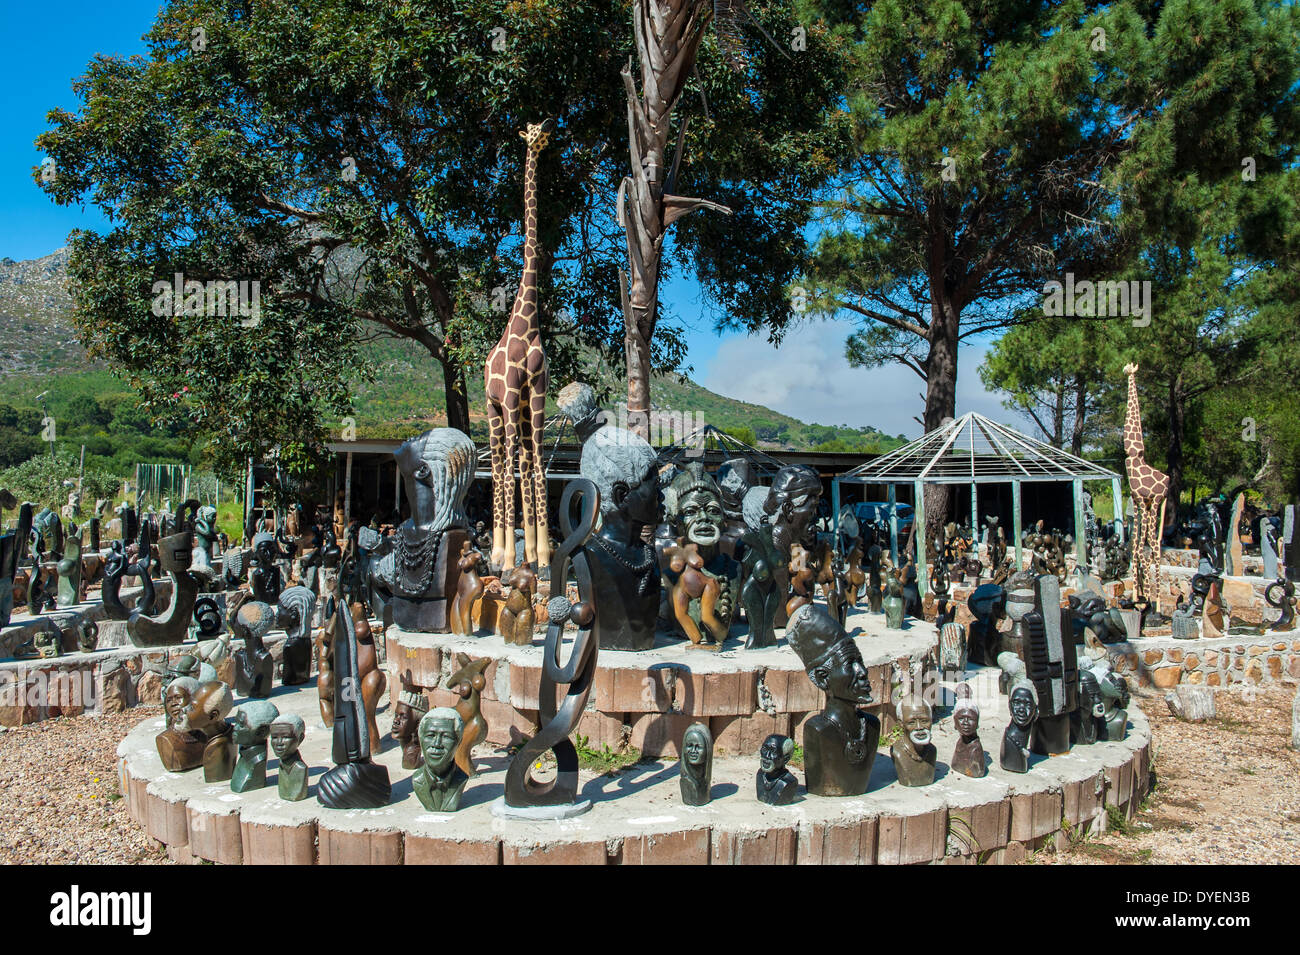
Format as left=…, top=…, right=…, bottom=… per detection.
left=502, top=479, right=599, bottom=813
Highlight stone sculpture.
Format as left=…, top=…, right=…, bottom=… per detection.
left=391, top=673, right=430, bottom=770
left=715, top=458, right=754, bottom=556
left=500, top=478, right=599, bottom=817
left=127, top=530, right=200, bottom=648
left=938, top=622, right=967, bottom=676
left=27, top=508, right=61, bottom=615
left=155, top=679, right=235, bottom=779
left=1000, top=681, right=1038, bottom=774
left=1071, top=669, right=1106, bottom=746
left=56, top=523, right=84, bottom=606
left=1097, top=668, right=1129, bottom=741
left=449, top=539, right=485, bottom=636
left=755, top=734, right=798, bottom=806
left=277, top=585, right=316, bottom=686
left=485, top=121, right=555, bottom=572
left=891, top=697, right=937, bottom=787
left=787, top=603, right=880, bottom=797
left=447, top=653, right=492, bottom=777
left=864, top=544, right=884, bottom=613
left=231, top=599, right=276, bottom=698
left=317, top=595, right=391, bottom=809
left=369, top=428, right=476, bottom=632
left=950, top=687, right=985, bottom=778
left=1025, top=574, right=1078, bottom=756
left=563, top=387, right=662, bottom=652
left=883, top=568, right=905, bottom=629
left=231, top=699, right=280, bottom=793
left=0, top=503, right=32, bottom=629
left=249, top=532, right=286, bottom=605
left=741, top=465, right=822, bottom=649
left=498, top=563, right=538, bottom=645
left=271, top=713, right=309, bottom=801
left=1266, top=578, right=1297, bottom=632
left=662, top=464, right=741, bottom=648
left=413, top=708, right=470, bottom=813
left=679, top=722, right=713, bottom=806
left=191, top=505, right=220, bottom=584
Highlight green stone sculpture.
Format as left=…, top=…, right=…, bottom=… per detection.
left=271, top=713, right=309, bottom=801
left=230, top=699, right=280, bottom=793
left=412, top=707, right=469, bottom=812
left=56, top=524, right=83, bottom=607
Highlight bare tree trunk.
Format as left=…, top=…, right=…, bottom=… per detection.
left=620, top=0, right=729, bottom=438
left=1070, top=373, right=1088, bottom=457
left=921, top=293, right=960, bottom=540
left=442, top=359, right=470, bottom=435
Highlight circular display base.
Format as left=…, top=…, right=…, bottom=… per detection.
left=118, top=673, right=1152, bottom=865
left=490, top=796, right=593, bottom=820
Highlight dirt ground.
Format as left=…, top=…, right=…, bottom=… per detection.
left=1037, top=683, right=1300, bottom=865
left=4, top=685, right=1298, bottom=865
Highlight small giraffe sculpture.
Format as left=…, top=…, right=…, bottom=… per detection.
left=1123, top=363, right=1170, bottom=614
left=485, top=120, right=554, bottom=573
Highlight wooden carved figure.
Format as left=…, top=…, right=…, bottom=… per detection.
left=664, top=540, right=726, bottom=647
left=1122, top=363, right=1170, bottom=615
left=786, top=541, right=816, bottom=619
left=485, top=120, right=554, bottom=573
left=845, top=539, right=866, bottom=608
left=447, top=653, right=492, bottom=777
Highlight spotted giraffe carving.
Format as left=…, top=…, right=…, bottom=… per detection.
left=1123, top=362, right=1170, bottom=613
left=485, top=121, right=553, bottom=572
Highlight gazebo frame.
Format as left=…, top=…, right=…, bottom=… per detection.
left=832, top=412, right=1122, bottom=597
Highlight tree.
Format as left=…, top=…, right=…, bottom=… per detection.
left=37, top=0, right=636, bottom=476
left=978, top=317, right=1117, bottom=455
left=800, top=0, right=1300, bottom=529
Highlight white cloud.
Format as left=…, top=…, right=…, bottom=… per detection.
left=696, top=320, right=1029, bottom=439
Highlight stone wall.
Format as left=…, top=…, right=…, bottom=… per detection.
left=1098, top=634, right=1300, bottom=690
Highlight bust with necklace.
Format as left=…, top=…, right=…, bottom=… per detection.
left=369, top=428, right=477, bottom=632
left=787, top=604, right=881, bottom=796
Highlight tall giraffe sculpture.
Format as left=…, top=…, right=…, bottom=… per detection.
left=1122, top=363, right=1170, bottom=615
left=485, top=121, right=553, bottom=573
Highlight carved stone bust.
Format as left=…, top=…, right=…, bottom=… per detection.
left=787, top=604, right=880, bottom=796
left=950, top=690, right=986, bottom=778
left=1000, top=681, right=1038, bottom=774
left=755, top=733, right=798, bottom=806
left=412, top=708, right=470, bottom=813
left=230, top=699, right=280, bottom=793
left=679, top=722, right=713, bottom=806
left=890, top=696, right=936, bottom=787
left=271, top=713, right=309, bottom=801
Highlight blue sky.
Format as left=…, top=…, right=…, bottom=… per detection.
left=0, top=0, right=1008, bottom=438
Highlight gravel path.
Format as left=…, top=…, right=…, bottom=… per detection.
left=1040, top=683, right=1300, bottom=865
left=4, top=685, right=1297, bottom=865
left=1, top=706, right=172, bottom=865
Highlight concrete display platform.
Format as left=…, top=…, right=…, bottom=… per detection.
left=386, top=606, right=941, bottom=758
left=118, top=670, right=1152, bottom=865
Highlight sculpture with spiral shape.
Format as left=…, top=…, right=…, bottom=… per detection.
left=497, top=479, right=599, bottom=818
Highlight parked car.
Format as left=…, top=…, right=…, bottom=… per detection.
left=853, top=502, right=915, bottom=539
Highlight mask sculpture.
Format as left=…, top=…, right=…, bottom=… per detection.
left=679, top=722, right=714, bottom=806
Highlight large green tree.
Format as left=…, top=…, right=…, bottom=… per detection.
left=799, top=0, right=1300, bottom=528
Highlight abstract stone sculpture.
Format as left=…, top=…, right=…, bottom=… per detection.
left=0, top=503, right=32, bottom=628
left=271, top=713, right=309, bottom=801
left=662, top=463, right=741, bottom=647
left=741, top=465, right=821, bottom=648
left=155, top=679, right=234, bottom=779
left=127, top=530, right=199, bottom=648
left=883, top=570, right=905, bottom=629
left=755, top=734, right=798, bottom=805
left=787, top=603, right=880, bottom=796
left=447, top=653, right=492, bottom=777
left=891, top=697, right=937, bottom=787
left=56, top=523, right=83, bottom=606
left=950, top=687, right=986, bottom=778
left=1000, top=681, right=1038, bottom=774
left=231, top=600, right=276, bottom=698
left=276, top=585, right=316, bottom=686
left=567, top=391, right=661, bottom=652
left=679, top=722, right=713, bottom=806
left=449, top=539, right=485, bottom=636
left=498, top=563, right=538, bottom=645
left=413, top=708, right=470, bottom=813
left=1097, top=668, right=1129, bottom=741
left=369, top=428, right=476, bottom=632
left=231, top=699, right=280, bottom=793
left=500, top=478, right=599, bottom=816
left=1025, top=574, right=1078, bottom=756
left=317, top=594, right=392, bottom=809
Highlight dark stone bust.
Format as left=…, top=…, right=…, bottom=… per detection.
left=755, top=734, right=798, bottom=805
left=1071, top=669, right=1105, bottom=746
left=679, top=722, right=713, bottom=806
left=950, top=692, right=986, bottom=778
left=1000, top=682, right=1038, bottom=773
left=787, top=604, right=880, bottom=796
left=577, top=420, right=663, bottom=651
left=890, top=696, right=936, bottom=787
left=741, top=465, right=822, bottom=648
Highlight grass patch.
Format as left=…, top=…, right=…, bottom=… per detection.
left=1106, top=803, right=1133, bottom=836
left=574, top=734, right=642, bottom=775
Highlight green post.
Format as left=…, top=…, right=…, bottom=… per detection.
left=970, top=482, right=978, bottom=534
left=1012, top=480, right=1023, bottom=570
left=832, top=478, right=841, bottom=548
left=1111, top=476, right=1124, bottom=545
left=888, top=483, right=899, bottom=564
left=913, top=479, right=928, bottom=597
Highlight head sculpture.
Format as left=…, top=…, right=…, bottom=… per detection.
left=891, top=695, right=937, bottom=786
left=270, top=713, right=306, bottom=761
left=953, top=692, right=980, bottom=739
left=579, top=421, right=660, bottom=523
left=759, top=733, right=794, bottom=775
left=668, top=464, right=726, bottom=550
left=418, top=707, right=464, bottom=776
left=188, top=680, right=234, bottom=736
left=395, top=428, right=476, bottom=532
left=764, top=465, right=822, bottom=550
left=715, top=459, right=753, bottom=517
left=164, top=676, right=200, bottom=731
left=1008, top=680, right=1039, bottom=729
left=679, top=722, right=714, bottom=806
left=741, top=485, right=772, bottom=530
left=896, top=697, right=932, bottom=751
left=232, top=699, right=280, bottom=746
left=787, top=603, right=873, bottom=706
left=1079, top=669, right=1104, bottom=719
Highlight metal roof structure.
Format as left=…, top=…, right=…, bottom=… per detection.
left=837, top=412, right=1119, bottom=485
